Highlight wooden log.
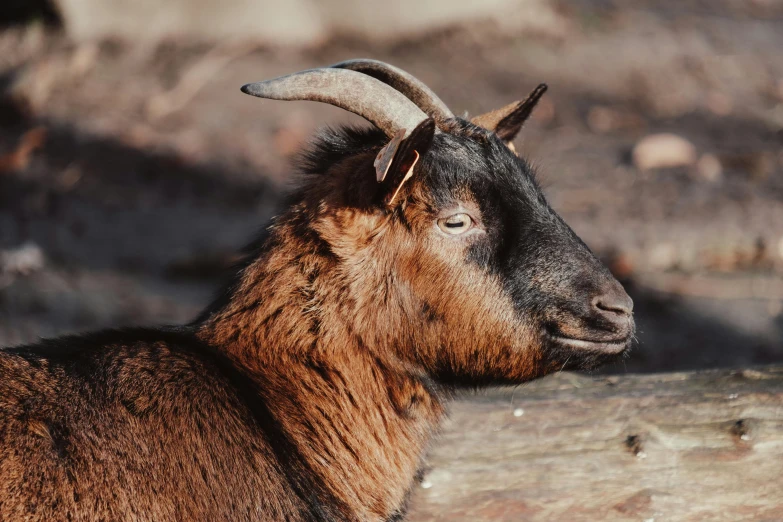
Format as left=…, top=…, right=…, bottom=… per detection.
left=407, top=366, right=783, bottom=521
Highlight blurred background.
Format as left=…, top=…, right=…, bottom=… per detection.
left=0, top=0, right=781, bottom=373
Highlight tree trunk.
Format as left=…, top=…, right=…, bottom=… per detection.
left=408, top=366, right=783, bottom=521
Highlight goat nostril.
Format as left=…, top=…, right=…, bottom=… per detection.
left=592, top=293, right=633, bottom=317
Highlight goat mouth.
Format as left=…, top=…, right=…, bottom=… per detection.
left=546, top=332, right=631, bottom=355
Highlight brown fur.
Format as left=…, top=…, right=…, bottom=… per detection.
left=0, top=116, right=630, bottom=520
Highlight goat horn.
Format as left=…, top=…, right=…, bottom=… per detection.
left=330, top=59, right=454, bottom=122
left=241, top=68, right=430, bottom=139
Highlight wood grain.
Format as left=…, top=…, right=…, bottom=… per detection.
left=408, top=366, right=783, bottom=521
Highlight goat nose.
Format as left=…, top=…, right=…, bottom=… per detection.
left=591, top=290, right=633, bottom=325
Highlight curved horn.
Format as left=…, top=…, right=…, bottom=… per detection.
left=330, top=59, right=453, bottom=121
left=241, top=68, right=430, bottom=139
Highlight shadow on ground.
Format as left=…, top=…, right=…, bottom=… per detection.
left=604, top=282, right=783, bottom=373
left=0, top=101, right=283, bottom=344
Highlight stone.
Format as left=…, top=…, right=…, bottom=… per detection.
left=632, top=133, right=697, bottom=171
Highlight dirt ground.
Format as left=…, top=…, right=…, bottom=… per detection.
left=1, top=0, right=782, bottom=372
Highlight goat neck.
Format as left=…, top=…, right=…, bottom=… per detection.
left=196, top=202, right=445, bottom=520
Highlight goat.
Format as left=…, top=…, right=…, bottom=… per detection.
left=0, top=59, right=635, bottom=521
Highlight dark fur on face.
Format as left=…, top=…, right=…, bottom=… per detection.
left=0, top=116, right=633, bottom=521
left=291, top=120, right=634, bottom=381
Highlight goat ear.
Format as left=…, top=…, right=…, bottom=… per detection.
left=471, top=84, right=547, bottom=144
left=374, top=129, right=405, bottom=182
left=377, top=118, right=435, bottom=206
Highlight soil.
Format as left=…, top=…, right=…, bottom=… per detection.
left=1, top=0, right=782, bottom=372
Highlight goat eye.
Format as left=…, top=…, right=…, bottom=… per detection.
left=437, top=213, right=473, bottom=235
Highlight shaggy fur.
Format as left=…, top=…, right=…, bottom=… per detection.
left=0, top=118, right=633, bottom=521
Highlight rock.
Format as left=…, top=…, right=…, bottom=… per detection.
left=632, top=133, right=697, bottom=171
left=0, top=243, right=45, bottom=276
left=696, top=153, right=722, bottom=182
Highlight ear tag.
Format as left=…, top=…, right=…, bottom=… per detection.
left=386, top=151, right=419, bottom=206
left=374, top=128, right=406, bottom=182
